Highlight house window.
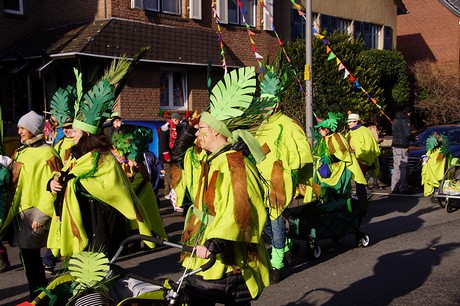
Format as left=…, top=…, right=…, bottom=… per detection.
left=354, top=21, right=381, bottom=49
left=228, top=0, right=256, bottom=26
left=291, top=10, right=317, bottom=40
left=4, top=0, right=24, bottom=15
left=131, top=0, right=181, bottom=15
left=160, top=68, right=187, bottom=109
left=320, top=14, right=351, bottom=34
left=383, top=26, right=393, bottom=50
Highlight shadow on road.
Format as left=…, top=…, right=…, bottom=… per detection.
left=319, top=239, right=460, bottom=305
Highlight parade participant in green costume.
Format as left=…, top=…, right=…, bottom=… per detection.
left=421, top=133, right=451, bottom=197
left=174, top=67, right=270, bottom=305
left=48, top=61, right=155, bottom=258
left=254, top=69, right=313, bottom=284
left=313, top=113, right=366, bottom=209
left=112, top=126, right=168, bottom=240
left=0, top=111, right=61, bottom=300
left=346, top=113, right=381, bottom=203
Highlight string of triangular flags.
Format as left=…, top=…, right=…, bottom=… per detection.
left=291, top=0, right=392, bottom=123
left=260, top=0, right=305, bottom=96
left=236, top=0, right=265, bottom=72
left=211, top=0, right=228, bottom=75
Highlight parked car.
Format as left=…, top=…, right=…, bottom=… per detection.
left=103, top=119, right=167, bottom=158
left=379, top=124, right=460, bottom=186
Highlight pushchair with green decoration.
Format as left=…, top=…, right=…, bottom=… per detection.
left=434, top=158, right=460, bottom=213
left=29, top=234, right=216, bottom=306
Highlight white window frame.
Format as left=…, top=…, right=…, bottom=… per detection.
left=262, top=0, right=273, bottom=31
left=160, top=68, right=188, bottom=110
left=218, top=0, right=256, bottom=27
left=131, top=0, right=181, bottom=15
left=4, top=0, right=24, bottom=15
left=190, top=0, right=202, bottom=20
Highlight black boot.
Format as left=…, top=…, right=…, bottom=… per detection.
left=0, top=245, right=11, bottom=273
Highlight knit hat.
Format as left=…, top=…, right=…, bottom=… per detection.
left=17, top=111, right=44, bottom=136
left=347, top=113, right=360, bottom=122
left=171, top=113, right=182, bottom=120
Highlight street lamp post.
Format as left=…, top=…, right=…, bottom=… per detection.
left=305, top=0, right=313, bottom=142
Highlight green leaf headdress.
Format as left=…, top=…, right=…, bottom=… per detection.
left=201, top=67, right=265, bottom=163
left=50, top=85, right=76, bottom=128
left=112, top=126, right=153, bottom=163
left=73, top=51, right=146, bottom=135
left=426, top=133, right=449, bottom=155
left=314, top=112, right=344, bottom=133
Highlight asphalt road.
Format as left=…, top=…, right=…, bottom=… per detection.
left=1, top=188, right=460, bottom=306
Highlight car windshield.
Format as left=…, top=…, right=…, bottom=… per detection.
left=411, top=126, right=460, bottom=146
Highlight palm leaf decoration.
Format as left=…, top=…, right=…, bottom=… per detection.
left=100, top=55, right=131, bottom=86
left=440, top=134, right=450, bottom=156
left=260, top=71, right=282, bottom=101
left=73, top=68, right=83, bottom=116
left=77, top=80, right=115, bottom=125
left=50, top=85, right=76, bottom=126
left=209, top=67, right=256, bottom=121
left=425, top=135, right=439, bottom=152
left=68, top=251, right=109, bottom=292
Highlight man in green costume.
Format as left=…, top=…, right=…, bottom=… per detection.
left=255, top=97, right=313, bottom=283
left=173, top=67, right=270, bottom=305
left=0, top=111, right=61, bottom=300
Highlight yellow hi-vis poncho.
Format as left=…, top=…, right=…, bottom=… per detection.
left=422, top=148, right=449, bottom=197
left=47, top=151, right=155, bottom=257
left=255, top=112, right=313, bottom=218
left=54, top=137, right=74, bottom=166
left=346, top=125, right=381, bottom=178
left=179, top=149, right=270, bottom=299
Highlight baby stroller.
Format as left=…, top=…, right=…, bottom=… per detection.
left=434, top=159, right=460, bottom=213
left=286, top=195, right=370, bottom=259
left=30, top=234, right=216, bottom=306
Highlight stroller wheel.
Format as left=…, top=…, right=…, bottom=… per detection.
left=356, top=234, right=370, bottom=247
left=438, top=198, right=446, bottom=208
left=307, top=244, right=321, bottom=259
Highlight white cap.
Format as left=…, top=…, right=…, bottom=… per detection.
left=348, top=113, right=360, bottom=122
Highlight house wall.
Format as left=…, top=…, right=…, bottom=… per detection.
left=397, top=0, right=460, bottom=72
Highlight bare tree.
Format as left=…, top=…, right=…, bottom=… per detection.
left=412, top=61, right=460, bottom=125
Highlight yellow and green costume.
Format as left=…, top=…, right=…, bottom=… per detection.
left=130, top=170, right=167, bottom=239
left=346, top=125, right=381, bottom=178
left=47, top=152, right=155, bottom=256
left=179, top=149, right=270, bottom=299
left=421, top=148, right=449, bottom=197
left=256, top=111, right=314, bottom=218
left=54, top=137, right=74, bottom=166
left=314, top=132, right=366, bottom=196
left=0, top=143, right=61, bottom=243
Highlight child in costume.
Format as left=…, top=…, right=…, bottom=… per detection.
left=172, top=67, right=270, bottom=305
left=421, top=133, right=451, bottom=198
left=112, top=126, right=168, bottom=240
left=0, top=111, right=61, bottom=300
left=47, top=60, right=156, bottom=258
left=313, top=113, right=366, bottom=212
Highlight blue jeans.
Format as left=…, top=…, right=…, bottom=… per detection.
left=42, top=248, right=55, bottom=268
left=264, top=212, right=286, bottom=249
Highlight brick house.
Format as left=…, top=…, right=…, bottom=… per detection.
left=0, top=0, right=406, bottom=136
left=397, top=0, right=460, bottom=71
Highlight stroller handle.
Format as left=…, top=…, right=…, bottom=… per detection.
left=111, top=234, right=217, bottom=272
left=110, top=234, right=194, bottom=263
